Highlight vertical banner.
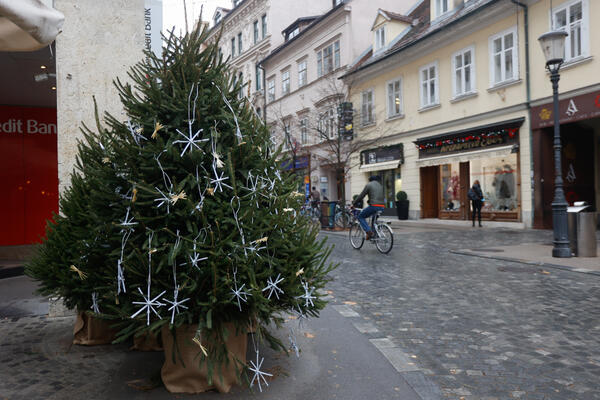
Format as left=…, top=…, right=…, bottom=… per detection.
left=0, top=106, right=58, bottom=245
left=144, top=0, right=163, bottom=58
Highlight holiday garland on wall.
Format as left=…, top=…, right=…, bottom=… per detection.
left=416, top=127, right=518, bottom=150
left=26, top=26, right=335, bottom=390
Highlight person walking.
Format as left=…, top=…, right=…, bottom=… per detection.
left=353, top=175, right=385, bottom=240
left=468, top=180, right=484, bottom=227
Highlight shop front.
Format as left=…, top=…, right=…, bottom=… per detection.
left=415, top=118, right=523, bottom=222
left=359, top=144, right=404, bottom=216
left=531, top=90, right=600, bottom=229
left=282, top=154, right=310, bottom=196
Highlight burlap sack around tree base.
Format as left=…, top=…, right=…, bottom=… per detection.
left=72, top=311, right=118, bottom=345
left=161, top=323, right=247, bottom=394
left=131, top=330, right=163, bottom=352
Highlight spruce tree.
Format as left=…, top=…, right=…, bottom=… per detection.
left=27, top=26, right=335, bottom=380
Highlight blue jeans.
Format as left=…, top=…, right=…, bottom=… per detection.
left=358, top=206, right=384, bottom=232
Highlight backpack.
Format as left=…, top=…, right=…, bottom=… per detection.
left=467, top=188, right=478, bottom=201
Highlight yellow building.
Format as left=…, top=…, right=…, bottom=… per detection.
left=342, top=0, right=600, bottom=228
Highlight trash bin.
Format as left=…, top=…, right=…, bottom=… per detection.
left=577, top=211, right=597, bottom=257
left=567, top=202, right=597, bottom=257
left=320, top=201, right=337, bottom=229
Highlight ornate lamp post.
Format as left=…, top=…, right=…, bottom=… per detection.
left=538, top=30, right=570, bottom=258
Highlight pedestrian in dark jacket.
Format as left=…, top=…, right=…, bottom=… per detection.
left=468, top=180, right=484, bottom=227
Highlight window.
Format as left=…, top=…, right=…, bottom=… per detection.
left=267, top=78, right=275, bottom=102
left=318, top=109, right=336, bottom=139
left=334, top=0, right=344, bottom=5
left=435, top=0, right=449, bottom=17
left=288, top=27, right=299, bottom=40
left=214, top=12, right=221, bottom=25
left=300, top=118, right=308, bottom=144
left=281, top=69, right=290, bottom=95
left=387, top=78, right=402, bottom=118
left=254, top=20, right=259, bottom=44
left=552, top=0, right=587, bottom=61
left=218, top=47, right=222, bottom=59
left=420, top=62, right=438, bottom=107
left=317, top=40, right=340, bottom=77
left=298, top=60, right=307, bottom=87
left=489, top=27, right=518, bottom=86
left=375, top=26, right=386, bottom=51
left=361, top=89, right=374, bottom=125
left=238, top=72, right=244, bottom=98
left=233, top=0, right=241, bottom=6
left=452, top=47, right=475, bottom=97
left=237, top=32, right=242, bottom=54
left=255, top=64, right=262, bottom=91
left=231, top=37, right=235, bottom=57
left=261, top=14, right=267, bottom=39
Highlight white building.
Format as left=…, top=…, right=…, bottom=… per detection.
left=205, top=0, right=331, bottom=116
left=259, top=0, right=416, bottom=203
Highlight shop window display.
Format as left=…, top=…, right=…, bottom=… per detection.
left=470, top=154, right=517, bottom=212
left=441, top=163, right=460, bottom=211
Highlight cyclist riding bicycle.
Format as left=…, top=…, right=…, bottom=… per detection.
left=353, top=175, right=385, bottom=240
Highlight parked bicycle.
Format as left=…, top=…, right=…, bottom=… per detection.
left=300, top=200, right=321, bottom=227
left=348, top=207, right=394, bottom=254
left=334, top=202, right=353, bottom=228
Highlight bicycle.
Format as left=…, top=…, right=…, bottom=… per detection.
left=300, top=200, right=321, bottom=228
left=349, top=207, right=394, bottom=254
left=334, top=202, right=352, bottom=228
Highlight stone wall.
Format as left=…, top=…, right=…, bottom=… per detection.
left=55, top=0, right=145, bottom=195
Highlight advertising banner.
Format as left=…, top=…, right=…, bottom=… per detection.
left=0, top=106, right=58, bottom=245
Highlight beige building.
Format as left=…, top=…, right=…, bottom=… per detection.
left=343, top=0, right=600, bottom=228
left=205, top=0, right=331, bottom=116
left=259, top=0, right=416, bottom=204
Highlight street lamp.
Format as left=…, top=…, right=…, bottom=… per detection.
left=538, top=30, right=570, bottom=258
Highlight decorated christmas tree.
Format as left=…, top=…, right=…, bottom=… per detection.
left=27, top=26, right=335, bottom=392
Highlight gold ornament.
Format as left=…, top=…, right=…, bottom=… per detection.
left=170, top=191, right=187, bottom=204
left=206, top=188, right=215, bottom=196
left=192, top=336, right=208, bottom=357
left=151, top=122, right=164, bottom=139
left=102, top=157, right=110, bottom=164
left=70, top=265, right=88, bottom=280
left=131, top=188, right=138, bottom=203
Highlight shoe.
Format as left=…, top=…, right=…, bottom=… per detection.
left=479, top=223, right=482, bottom=227
left=366, top=231, right=374, bottom=240
left=472, top=222, right=475, bottom=227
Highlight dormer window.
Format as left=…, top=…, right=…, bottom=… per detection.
left=375, top=26, right=386, bottom=51
left=435, top=0, right=449, bottom=17
left=214, top=12, right=221, bottom=25
left=233, top=0, right=241, bottom=6
left=288, top=27, right=300, bottom=40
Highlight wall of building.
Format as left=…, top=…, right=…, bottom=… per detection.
left=55, top=0, right=145, bottom=194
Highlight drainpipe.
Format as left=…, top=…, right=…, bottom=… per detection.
left=511, top=0, right=534, bottom=227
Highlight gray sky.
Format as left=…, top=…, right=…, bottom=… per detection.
left=163, top=0, right=230, bottom=35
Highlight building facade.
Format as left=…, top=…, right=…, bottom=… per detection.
left=259, top=0, right=415, bottom=204
left=343, top=0, right=599, bottom=227
left=205, top=0, right=331, bottom=118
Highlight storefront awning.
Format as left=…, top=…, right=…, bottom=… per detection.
left=0, top=0, right=64, bottom=52
left=416, top=145, right=514, bottom=167
left=359, top=159, right=400, bottom=173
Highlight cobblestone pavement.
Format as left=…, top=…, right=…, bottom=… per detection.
left=323, top=228, right=600, bottom=399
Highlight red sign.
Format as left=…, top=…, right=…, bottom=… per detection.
left=0, top=106, right=58, bottom=245
left=530, top=91, right=600, bottom=129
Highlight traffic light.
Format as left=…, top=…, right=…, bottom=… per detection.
left=337, top=101, right=353, bottom=140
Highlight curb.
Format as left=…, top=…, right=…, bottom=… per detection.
left=450, top=250, right=600, bottom=277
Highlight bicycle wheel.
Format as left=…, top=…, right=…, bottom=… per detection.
left=349, top=223, right=365, bottom=249
left=335, top=211, right=350, bottom=228
left=374, top=223, right=393, bottom=254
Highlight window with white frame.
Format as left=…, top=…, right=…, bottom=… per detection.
left=361, top=89, right=374, bottom=125
left=281, top=69, right=290, bottom=95
left=261, top=14, right=267, bottom=38
left=253, top=20, right=259, bottom=44
left=452, top=47, right=475, bottom=97
left=255, top=64, right=262, bottom=91
left=318, top=109, right=336, bottom=140
left=420, top=62, right=438, bottom=108
left=435, top=0, right=449, bottom=18
left=267, top=78, right=275, bottom=102
left=298, top=60, right=307, bottom=87
left=317, top=40, right=341, bottom=77
left=300, top=118, right=308, bottom=144
left=231, top=37, right=235, bottom=57
left=375, top=26, right=386, bottom=51
left=489, top=27, right=518, bottom=86
left=237, top=32, right=242, bottom=54
left=552, top=0, right=587, bottom=61
left=387, top=78, right=402, bottom=118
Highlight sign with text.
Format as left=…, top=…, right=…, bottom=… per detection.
left=144, top=0, right=163, bottom=58
left=360, top=144, right=404, bottom=165
left=0, top=106, right=58, bottom=245
left=531, top=91, right=600, bottom=129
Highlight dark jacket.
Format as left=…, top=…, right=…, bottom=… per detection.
left=355, top=180, right=385, bottom=206
left=470, top=183, right=483, bottom=202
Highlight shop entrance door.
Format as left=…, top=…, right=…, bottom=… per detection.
left=420, top=166, right=439, bottom=218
